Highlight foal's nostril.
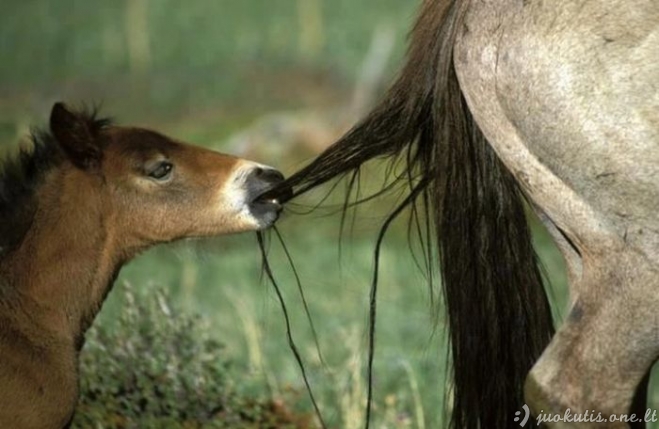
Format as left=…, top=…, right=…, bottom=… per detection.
left=255, top=167, right=285, bottom=184
left=245, top=167, right=286, bottom=202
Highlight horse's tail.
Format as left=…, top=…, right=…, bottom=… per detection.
left=272, top=0, right=554, bottom=427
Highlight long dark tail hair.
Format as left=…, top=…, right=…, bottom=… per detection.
left=268, top=0, right=554, bottom=427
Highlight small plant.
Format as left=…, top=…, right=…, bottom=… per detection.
left=73, top=283, right=313, bottom=429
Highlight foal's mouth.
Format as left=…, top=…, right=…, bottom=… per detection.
left=248, top=194, right=287, bottom=229
left=253, top=180, right=294, bottom=206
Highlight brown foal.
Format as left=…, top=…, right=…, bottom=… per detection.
left=0, top=103, right=287, bottom=428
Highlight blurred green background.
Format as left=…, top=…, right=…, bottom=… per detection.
left=5, top=0, right=638, bottom=427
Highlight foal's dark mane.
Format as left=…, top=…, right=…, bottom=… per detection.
left=0, top=108, right=111, bottom=258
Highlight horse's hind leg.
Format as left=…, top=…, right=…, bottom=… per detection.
left=524, top=211, right=658, bottom=427
left=454, top=0, right=659, bottom=424
left=525, top=246, right=659, bottom=427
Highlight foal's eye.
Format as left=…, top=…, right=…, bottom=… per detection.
left=148, top=161, right=173, bottom=181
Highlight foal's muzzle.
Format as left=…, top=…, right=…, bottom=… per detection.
left=245, top=167, right=291, bottom=227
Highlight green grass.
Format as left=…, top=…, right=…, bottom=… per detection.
left=0, top=0, right=414, bottom=125
left=76, top=282, right=316, bottom=428
left=98, top=204, right=452, bottom=428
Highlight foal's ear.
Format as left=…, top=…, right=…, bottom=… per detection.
left=50, top=102, right=102, bottom=169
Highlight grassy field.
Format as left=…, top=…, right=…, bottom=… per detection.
left=3, top=1, right=656, bottom=428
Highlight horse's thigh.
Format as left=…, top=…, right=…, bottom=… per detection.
left=496, top=0, right=659, bottom=263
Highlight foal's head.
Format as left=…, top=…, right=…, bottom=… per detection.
left=0, top=104, right=291, bottom=428
left=41, top=103, right=286, bottom=252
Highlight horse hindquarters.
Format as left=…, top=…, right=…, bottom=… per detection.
left=455, top=0, right=659, bottom=425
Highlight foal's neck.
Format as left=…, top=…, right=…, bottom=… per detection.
left=0, top=167, right=123, bottom=348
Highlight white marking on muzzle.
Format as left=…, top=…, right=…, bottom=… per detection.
left=219, top=161, right=278, bottom=231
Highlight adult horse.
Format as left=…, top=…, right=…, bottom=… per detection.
left=0, top=103, right=288, bottom=428
left=268, top=0, right=659, bottom=427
